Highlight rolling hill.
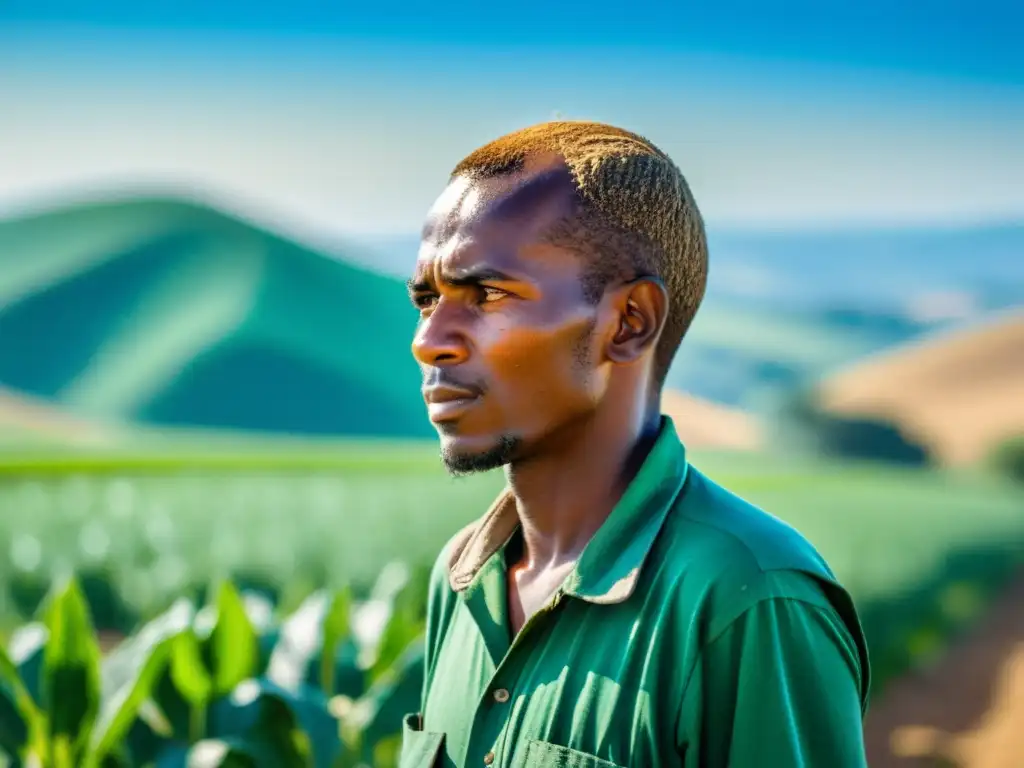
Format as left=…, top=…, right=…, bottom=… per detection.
left=0, top=197, right=432, bottom=438
left=2, top=194, right=1017, bottom=443
left=818, top=309, right=1024, bottom=466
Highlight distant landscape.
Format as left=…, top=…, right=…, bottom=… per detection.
left=1, top=193, right=1021, bottom=454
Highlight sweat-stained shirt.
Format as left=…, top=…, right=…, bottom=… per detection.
left=401, top=416, right=871, bottom=768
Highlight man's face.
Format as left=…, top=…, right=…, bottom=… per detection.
left=409, top=162, right=611, bottom=475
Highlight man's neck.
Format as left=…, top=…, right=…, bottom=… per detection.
left=504, top=399, right=662, bottom=573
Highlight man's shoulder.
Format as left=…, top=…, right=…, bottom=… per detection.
left=657, top=467, right=863, bottom=639
left=664, top=467, right=840, bottom=582
left=666, top=467, right=872, bottom=707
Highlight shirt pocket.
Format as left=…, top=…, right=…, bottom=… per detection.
left=399, top=712, right=445, bottom=768
left=525, top=740, right=626, bottom=768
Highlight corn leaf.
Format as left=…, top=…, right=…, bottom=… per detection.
left=368, top=574, right=427, bottom=684
left=318, top=587, right=351, bottom=696
left=170, top=633, right=211, bottom=709
left=41, top=577, right=102, bottom=760
left=0, top=643, right=45, bottom=762
left=87, top=633, right=179, bottom=765
left=209, top=583, right=258, bottom=697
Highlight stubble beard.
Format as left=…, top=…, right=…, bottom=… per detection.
left=440, top=433, right=520, bottom=477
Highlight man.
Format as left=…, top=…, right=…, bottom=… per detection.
left=404, top=121, right=870, bottom=768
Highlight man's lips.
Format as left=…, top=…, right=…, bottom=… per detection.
left=422, top=384, right=482, bottom=422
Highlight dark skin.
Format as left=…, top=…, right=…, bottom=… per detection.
left=409, top=154, right=670, bottom=635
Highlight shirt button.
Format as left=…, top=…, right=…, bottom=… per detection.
left=493, top=687, right=510, bottom=703
left=483, top=752, right=495, bottom=765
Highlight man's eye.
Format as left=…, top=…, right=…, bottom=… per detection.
left=413, top=294, right=438, bottom=310
left=481, top=287, right=506, bottom=303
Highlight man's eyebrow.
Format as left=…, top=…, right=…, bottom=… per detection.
left=407, top=267, right=519, bottom=293
left=445, top=266, right=518, bottom=286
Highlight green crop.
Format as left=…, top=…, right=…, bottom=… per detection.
left=0, top=563, right=430, bottom=768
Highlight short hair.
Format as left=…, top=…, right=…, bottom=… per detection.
left=451, top=120, right=708, bottom=386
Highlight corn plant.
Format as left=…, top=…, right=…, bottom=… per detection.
left=0, top=563, right=429, bottom=768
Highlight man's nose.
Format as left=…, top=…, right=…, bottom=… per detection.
left=411, top=303, right=470, bottom=367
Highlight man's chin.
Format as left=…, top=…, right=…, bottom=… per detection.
left=440, top=434, right=519, bottom=477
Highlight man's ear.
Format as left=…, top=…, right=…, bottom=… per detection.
left=606, top=277, right=669, bottom=365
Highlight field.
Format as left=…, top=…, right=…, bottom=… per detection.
left=1, top=438, right=1022, bottom=682
left=0, top=434, right=1022, bottom=765
left=0, top=444, right=500, bottom=631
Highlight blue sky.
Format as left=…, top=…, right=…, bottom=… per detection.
left=0, top=1, right=1021, bottom=239
left=2, top=0, right=1021, bottom=84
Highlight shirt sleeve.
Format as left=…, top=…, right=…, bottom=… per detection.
left=678, top=574, right=869, bottom=767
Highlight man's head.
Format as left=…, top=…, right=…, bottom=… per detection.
left=409, top=121, right=707, bottom=475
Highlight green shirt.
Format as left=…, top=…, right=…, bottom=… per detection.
left=403, top=417, right=870, bottom=768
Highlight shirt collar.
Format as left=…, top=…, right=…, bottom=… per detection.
left=447, top=416, right=689, bottom=605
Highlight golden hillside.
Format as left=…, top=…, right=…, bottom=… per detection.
left=661, top=390, right=763, bottom=452
left=818, top=309, right=1024, bottom=466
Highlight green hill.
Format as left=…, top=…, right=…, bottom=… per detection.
left=0, top=197, right=432, bottom=438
